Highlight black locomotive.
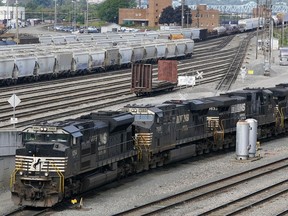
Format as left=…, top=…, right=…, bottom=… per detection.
left=10, top=84, right=288, bottom=207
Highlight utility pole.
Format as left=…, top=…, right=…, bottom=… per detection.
left=15, top=0, right=19, bottom=44
left=262, top=0, right=272, bottom=76
left=186, top=11, right=189, bottom=28
left=54, top=0, right=57, bottom=29
left=256, top=0, right=259, bottom=59
left=281, top=19, right=284, bottom=46
left=86, top=0, right=89, bottom=31
left=181, top=0, right=184, bottom=28
left=197, top=7, right=200, bottom=28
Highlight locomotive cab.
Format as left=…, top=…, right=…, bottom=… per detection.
left=11, top=111, right=137, bottom=207
left=268, top=86, right=288, bottom=132
left=11, top=124, right=73, bottom=207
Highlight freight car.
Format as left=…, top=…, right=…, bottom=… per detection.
left=0, top=39, right=194, bottom=85
left=275, top=12, right=288, bottom=25
left=10, top=83, right=288, bottom=207
left=131, top=61, right=178, bottom=96
left=238, top=17, right=264, bottom=32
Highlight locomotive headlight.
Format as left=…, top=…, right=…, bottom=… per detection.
left=40, top=127, right=44, bottom=131
left=44, top=172, right=49, bottom=177
left=19, top=171, right=23, bottom=176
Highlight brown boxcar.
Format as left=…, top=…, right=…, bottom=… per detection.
left=131, top=60, right=178, bottom=96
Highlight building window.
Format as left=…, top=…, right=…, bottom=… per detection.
left=156, top=10, right=158, bottom=12
left=156, top=16, right=158, bottom=18
left=155, top=22, right=158, bottom=25
left=156, top=3, right=158, bottom=6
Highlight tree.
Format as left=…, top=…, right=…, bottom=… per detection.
left=97, top=0, right=136, bottom=23
left=174, top=5, right=192, bottom=26
left=159, top=6, right=175, bottom=25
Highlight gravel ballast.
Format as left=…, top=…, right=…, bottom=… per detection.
left=1, top=34, right=288, bottom=216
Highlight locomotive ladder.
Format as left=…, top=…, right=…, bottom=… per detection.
left=51, top=162, right=65, bottom=193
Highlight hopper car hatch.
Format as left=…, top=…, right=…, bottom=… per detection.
left=131, top=60, right=178, bottom=97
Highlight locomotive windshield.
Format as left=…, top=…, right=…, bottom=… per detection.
left=22, top=132, right=70, bottom=144
left=134, top=114, right=154, bottom=121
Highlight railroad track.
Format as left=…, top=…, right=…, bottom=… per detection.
left=0, top=35, right=243, bottom=128
left=0, top=34, right=233, bottom=90
left=215, top=32, right=255, bottom=92
left=0, top=48, right=238, bottom=98
left=114, top=157, right=288, bottom=216
left=0, top=57, right=234, bottom=128
left=4, top=206, right=49, bottom=216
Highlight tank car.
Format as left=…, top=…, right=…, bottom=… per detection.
left=10, top=111, right=137, bottom=207
left=276, top=12, right=288, bottom=25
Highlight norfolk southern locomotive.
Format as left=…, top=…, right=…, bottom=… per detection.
left=11, top=84, right=288, bottom=207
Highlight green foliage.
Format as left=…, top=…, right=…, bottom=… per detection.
left=159, top=6, right=174, bottom=25
left=26, top=0, right=53, bottom=9
left=159, top=5, right=191, bottom=26
left=97, top=0, right=136, bottom=23
left=21, top=0, right=135, bottom=25
left=174, top=5, right=192, bottom=26
left=274, top=27, right=288, bottom=46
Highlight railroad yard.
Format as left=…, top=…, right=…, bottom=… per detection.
left=1, top=25, right=288, bottom=216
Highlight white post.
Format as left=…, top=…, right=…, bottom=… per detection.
left=16, top=0, right=19, bottom=44
left=54, top=0, right=57, bottom=29
left=86, top=0, right=89, bottom=31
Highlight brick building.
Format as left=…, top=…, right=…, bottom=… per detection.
left=119, top=0, right=172, bottom=27
left=191, top=5, right=220, bottom=31
left=252, top=5, right=269, bottom=18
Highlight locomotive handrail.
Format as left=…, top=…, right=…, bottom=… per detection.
left=280, top=107, right=285, bottom=128
left=10, top=160, right=23, bottom=190
left=133, top=135, right=143, bottom=161
left=51, top=162, right=65, bottom=193
left=10, top=167, right=20, bottom=190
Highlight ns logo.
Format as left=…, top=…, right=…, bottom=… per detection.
left=30, top=157, right=43, bottom=171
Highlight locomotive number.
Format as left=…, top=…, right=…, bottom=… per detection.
left=176, top=114, right=190, bottom=124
